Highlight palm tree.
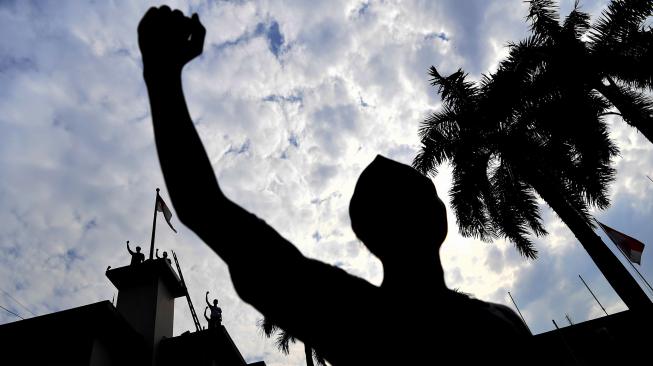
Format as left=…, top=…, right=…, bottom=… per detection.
left=414, top=0, right=652, bottom=310
left=523, top=0, right=653, bottom=142
left=257, top=317, right=326, bottom=366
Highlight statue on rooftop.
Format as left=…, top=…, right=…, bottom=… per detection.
left=126, top=240, right=145, bottom=266
left=204, top=291, right=222, bottom=328
left=155, top=248, right=172, bottom=264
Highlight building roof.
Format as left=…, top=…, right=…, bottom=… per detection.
left=107, top=259, right=186, bottom=298
left=0, top=300, right=145, bottom=365
left=159, top=326, right=250, bottom=366
left=533, top=306, right=653, bottom=364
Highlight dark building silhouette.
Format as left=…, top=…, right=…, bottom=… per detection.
left=0, top=258, right=266, bottom=366
left=532, top=307, right=653, bottom=365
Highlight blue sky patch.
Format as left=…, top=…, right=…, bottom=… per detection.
left=288, top=133, right=299, bottom=148
left=266, top=21, right=284, bottom=57
left=425, top=32, right=449, bottom=42
left=213, top=19, right=285, bottom=58
left=224, top=139, right=251, bottom=156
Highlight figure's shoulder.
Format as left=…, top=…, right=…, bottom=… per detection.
left=306, top=257, right=375, bottom=282
left=475, top=299, right=531, bottom=336
left=303, top=257, right=380, bottom=300
left=439, top=291, right=530, bottom=335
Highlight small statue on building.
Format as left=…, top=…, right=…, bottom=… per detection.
left=126, top=241, right=145, bottom=266
left=155, top=248, right=172, bottom=264
left=204, top=291, right=222, bottom=328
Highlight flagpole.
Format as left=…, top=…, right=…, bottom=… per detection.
left=628, top=262, right=653, bottom=295
left=508, top=291, right=531, bottom=334
left=578, top=274, right=609, bottom=316
left=149, top=188, right=160, bottom=260
left=552, top=319, right=581, bottom=364
left=594, top=218, right=653, bottom=294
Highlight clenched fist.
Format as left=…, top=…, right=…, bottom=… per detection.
left=138, top=6, right=206, bottom=76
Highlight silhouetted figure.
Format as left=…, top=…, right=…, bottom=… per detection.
left=138, top=6, right=532, bottom=365
left=126, top=240, right=144, bottom=266
left=204, top=291, right=222, bottom=328
left=155, top=248, right=172, bottom=264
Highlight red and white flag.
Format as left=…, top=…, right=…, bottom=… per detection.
left=156, top=195, right=177, bottom=233
left=597, top=221, right=644, bottom=264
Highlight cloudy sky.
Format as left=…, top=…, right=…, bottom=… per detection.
left=1, top=0, right=653, bottom=364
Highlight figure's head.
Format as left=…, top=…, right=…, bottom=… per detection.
left=136, top=246, right=142, bottom=252
left=213, top=299, right=218, bottom=306
left=349, top=155, right=447, bottom=264
left=163, top=251, right=168, bottom=258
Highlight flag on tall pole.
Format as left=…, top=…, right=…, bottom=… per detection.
left=156, top=193, right=177, bottom=233
left=595, top=218, right=653, bottom=295
left=149, top=188, right=177, bottom=260
left=595, top=220, right=645, bottom=264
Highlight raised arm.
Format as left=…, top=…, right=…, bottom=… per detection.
left=138, top=7, right=372, bottom=361
left=155, top=248, right=160, bottom=259
left=126, top=241, right=134, bottom=255
left=138, top=6, right=295, bottom=264
left=205, top=291, right=211, bottom=308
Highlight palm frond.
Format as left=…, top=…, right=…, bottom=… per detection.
left=258, top=316, right=328, bottom=365
left=589, top=0, right=653, bottom=48
left=257, top=316, right=295, bottom=355
left=428, top=66, right=479, bottom=109
left=599, top=28, right=653, bottom=90
left=527, top=0, right=561, bottom=40
left=488, top=160, right=542, bottom=259
left=449, top=152, right=496, bottom=241
left=562, top=0, right=591, bottom=39
left=275, top=330, right=296, bottom=355
left=312, top=349, right=328, bottom=366
left=413, top=107, right=462, bottom=175
left=257, top=317, right=280, bottom=337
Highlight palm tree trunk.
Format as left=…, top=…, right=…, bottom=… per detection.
left=594, top=78, right=653, bottom=144
left=527, top=175, right=651, bottom=311
left=304, top=344, right=315, bottom=366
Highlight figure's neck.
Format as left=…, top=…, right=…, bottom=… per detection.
left=380, top=258, right=447, bottom=294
